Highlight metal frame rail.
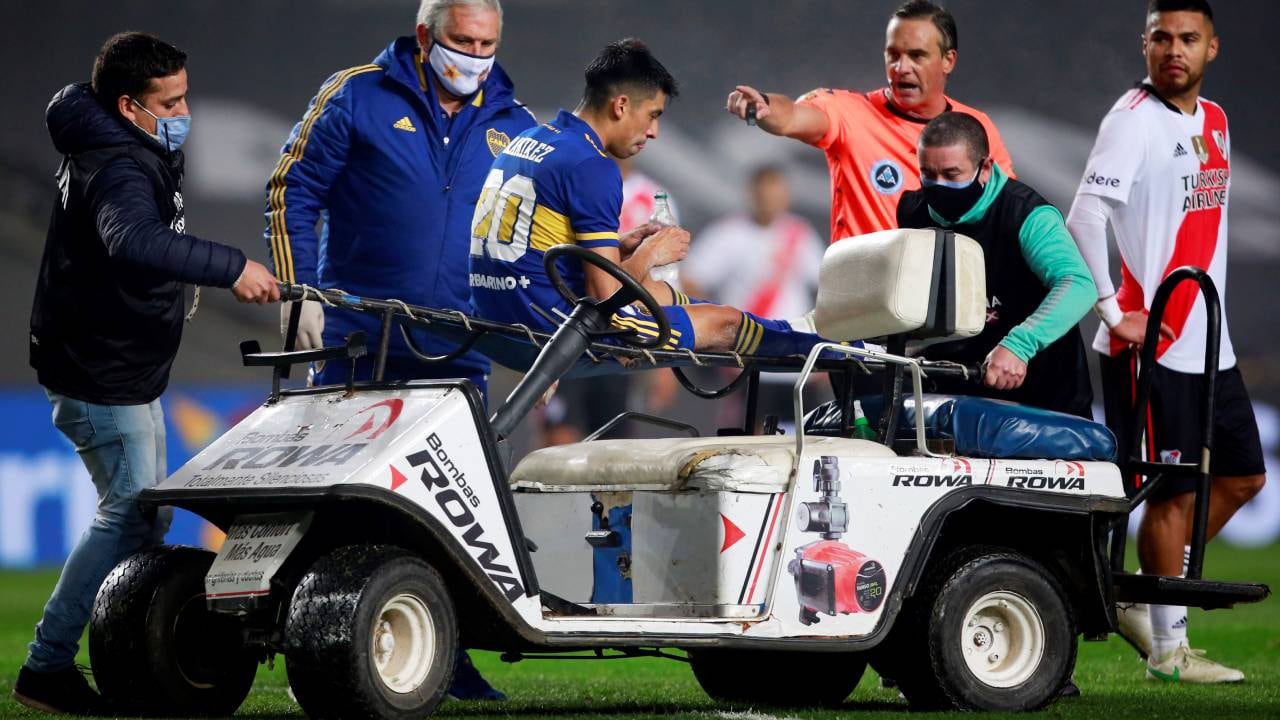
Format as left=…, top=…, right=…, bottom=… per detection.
left=278, top=283, right=977, bottom=392
left=1109, top=266, right=1219, bottom=580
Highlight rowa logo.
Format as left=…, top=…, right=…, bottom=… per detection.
left=1055, top=461, right=1086, bottom=477
left=202, top=443, right=365, bottom=470
left=402, top=434, right=524, bottom=602
left=344, top=399, right=404, bottom=440
left=202, top=399, right=405, bottom=471
left=893, top=473, right=973, bottom=488
left=1006, top=461, right=1085, bottom=491
left=893, top=457, right=976, bottom=487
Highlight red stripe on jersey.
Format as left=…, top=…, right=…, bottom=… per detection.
left=1109, top=259, right=1145, bottom=356
left=1128, top=90, right=1149, bottom=110
left=1155, top=101, right=1229, bottom=361
left=1201, top=98, right=1226, bottom=114
left=619, top=192, right=656, bottom=234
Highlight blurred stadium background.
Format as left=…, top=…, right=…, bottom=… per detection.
left=0, top=0, right=1277, bottom=571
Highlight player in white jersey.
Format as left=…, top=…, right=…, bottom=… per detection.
left=685, top=165, right=826, bottom=429
left=1067, top=0, right=1265, bottom=685
left=684, top=166, right=823, bottom=321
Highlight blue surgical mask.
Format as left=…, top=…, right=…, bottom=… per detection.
left=920, top=167, right=981, bottom=190
left=131, top=97, right=191, bottom=152
left=921, top=161, right=985, bottom=222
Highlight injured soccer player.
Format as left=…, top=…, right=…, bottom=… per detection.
left=468, top=38, right=834, bottom=357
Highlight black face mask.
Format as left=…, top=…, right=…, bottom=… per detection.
left=922, top=163, right=985, bottom=223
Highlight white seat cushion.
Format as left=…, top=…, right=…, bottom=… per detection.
left=814, top=228, right=986, bottom=342
left=510, top=436, right=894, bottom=493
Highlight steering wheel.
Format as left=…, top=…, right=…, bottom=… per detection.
left=544, top=244, right=671, bottom=350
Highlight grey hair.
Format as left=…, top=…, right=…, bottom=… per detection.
left=417, top=0, right=503, bottom=38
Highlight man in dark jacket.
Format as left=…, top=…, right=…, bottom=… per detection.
left=897, top=112, right=1097, bottom=417
left=16, top=32, right=278, bottom=715
left=266, top=0, right=537, bottom=399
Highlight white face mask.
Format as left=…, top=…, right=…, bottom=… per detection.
left=427, top=41, right=495, bottom=97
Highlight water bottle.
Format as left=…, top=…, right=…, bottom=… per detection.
left=852, top=400, right=876, bottom=440
left=647, top=192, right=680, bottom=284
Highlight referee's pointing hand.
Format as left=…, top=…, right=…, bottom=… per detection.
left=727, top=85, right=771, bottom=123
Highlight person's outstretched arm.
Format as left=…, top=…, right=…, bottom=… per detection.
left=726, top=85, right=830, bottom=145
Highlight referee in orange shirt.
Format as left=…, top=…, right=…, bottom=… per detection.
left=730, top=3, right=1084, bottom=699
left=727, top=0, right=1014, bottom=242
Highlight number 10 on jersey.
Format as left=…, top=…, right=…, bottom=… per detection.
left=470, top=169, right=537, bottom=262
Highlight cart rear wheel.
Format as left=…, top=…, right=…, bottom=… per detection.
left=958, top=589, right=1046, bottom=688
left=926, top=551, right=1074, bottom=711
left=876, top=547, right=1075, bottom=711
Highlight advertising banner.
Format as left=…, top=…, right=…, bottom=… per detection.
left=1, top=386, right=1276, bottom=569
left=0, top=386, right=262, bottom=568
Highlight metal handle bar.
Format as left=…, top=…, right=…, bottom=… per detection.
left=1123, top=266, right=1222, bottom=581
left=583, top=412, right=700, bottom=442
left=792, top=344, right=942, bottom=482
left=398, top=323, right=483, bottom=364
left=671, top=366, right=753, bottom=399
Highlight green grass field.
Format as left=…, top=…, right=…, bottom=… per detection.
left=0, top=544, right=1276, bottom=719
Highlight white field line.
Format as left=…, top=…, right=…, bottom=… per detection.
left=711, top=711, right=803, bottom=720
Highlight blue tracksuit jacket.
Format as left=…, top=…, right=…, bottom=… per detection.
left=264, top=37, right=536, bottom=380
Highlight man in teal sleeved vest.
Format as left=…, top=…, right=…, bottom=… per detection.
left=897, top=112, right=1096, bottom=418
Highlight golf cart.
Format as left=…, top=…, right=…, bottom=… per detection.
left=88, top=228, right=1269, bottom=717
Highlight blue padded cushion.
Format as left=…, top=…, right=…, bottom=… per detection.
left=803, top=394, right=1117, bottom=462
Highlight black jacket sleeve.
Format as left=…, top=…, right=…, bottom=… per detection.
left=896, top=191, right=917, bottom=228
left=87, top=157, right=247, bottom=288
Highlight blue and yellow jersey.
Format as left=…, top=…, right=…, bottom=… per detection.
left=469, top=110, right=622, bottom=327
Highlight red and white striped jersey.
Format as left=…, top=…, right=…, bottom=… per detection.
left=1077, top=83, right=1234, bottom=373
left=618, top=170, right=673, bottom=234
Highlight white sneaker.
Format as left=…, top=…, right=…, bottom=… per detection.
left=1146, top=646, right=1245, bottom=684
left=1116, top=602, right=1153, bottom=659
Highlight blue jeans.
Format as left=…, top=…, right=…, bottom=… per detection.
left=25, top=391, right=173, bottom=672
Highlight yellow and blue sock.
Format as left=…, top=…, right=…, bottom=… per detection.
left=733, top=312, right=846, bottom=357
left=665, top=283, right=710, bottom=306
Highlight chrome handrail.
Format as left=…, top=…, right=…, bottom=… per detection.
left=791, top=343, right=943, bottom=480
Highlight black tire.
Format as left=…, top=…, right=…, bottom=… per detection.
left=877, top=547, right=1075, bottom=712
left=925, top=550, right=1076, bottom=711
left=689, top=649, right=866, bottom=707
left=870, top=595, right=952, bottom=712
left=285, top=545, right=457, bottom=720
left=89, top=545, right=259, bottom=717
